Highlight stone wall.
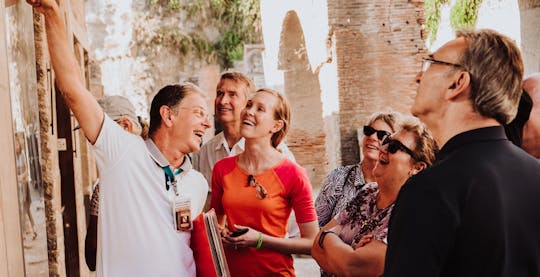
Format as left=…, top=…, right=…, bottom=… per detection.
left=520, top=0, right=540, bottom=74
left=328, top=0, right=427, bottom=165
left=279, top=11, right=328, bottom=189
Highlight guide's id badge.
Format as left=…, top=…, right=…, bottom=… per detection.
left=174, top=196, right=191, bottom=232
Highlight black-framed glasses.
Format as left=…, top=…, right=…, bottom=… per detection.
left=247, top=175, right=267, bottom=200
left=363, top=125, right=391, bottom=141
left=382, top=136, right=417, bottom=160
left=421, top=57, right=463, bottom=73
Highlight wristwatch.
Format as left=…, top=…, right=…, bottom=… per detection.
left=318, top=230, right=336, bottom=249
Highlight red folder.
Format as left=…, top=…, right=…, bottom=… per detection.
left=190, top=209, right=230, bottom=277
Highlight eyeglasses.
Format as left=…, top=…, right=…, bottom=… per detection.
left=247, top=175, right=267, bottom=200
left=421, top=57, right=463, bottom=73
left=363, top=125, right=391, bottom=141
left=178, top=106, right=210, bottom=120
left=382, top=136, right=417, bottom=160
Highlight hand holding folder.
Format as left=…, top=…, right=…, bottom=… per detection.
left=190, top=209, right=230, bottom=277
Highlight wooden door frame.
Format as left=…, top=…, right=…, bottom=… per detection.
left=0, top=1, right=26, bottom=276
left=55, top=85, right=80, bottom=277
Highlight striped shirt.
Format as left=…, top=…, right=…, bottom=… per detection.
left=315, top=163, right=367, bottom=228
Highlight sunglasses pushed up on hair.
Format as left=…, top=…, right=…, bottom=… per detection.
left=363, top=125, right=392, bottom=141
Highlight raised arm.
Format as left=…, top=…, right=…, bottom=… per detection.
left=28, top=0, right=103, bottom=143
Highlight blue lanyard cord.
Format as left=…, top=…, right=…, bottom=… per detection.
left=162, top=166, right=183, bottom=191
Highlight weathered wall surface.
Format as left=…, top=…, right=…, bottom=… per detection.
left=279, top=11, right=328, bottom=188
left=520, top=0, right=540, bottom=74
left=33, top=11, right=67, bottom=277
left=328, top=0, right=427, bottom=165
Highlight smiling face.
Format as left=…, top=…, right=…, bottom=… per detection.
left=373, top=130, right=418, bottom=188
left=240, top=91, right=283, bottom=143
left=215, top=78, right=249, bottom=125
left=361, top=119, right=394, bottom=163
left=170, top=93, right=211, bottom=154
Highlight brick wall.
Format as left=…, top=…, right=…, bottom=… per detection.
left=279, top=11, right=329, bottom=189
left=328, top=0, right=427, bottom=165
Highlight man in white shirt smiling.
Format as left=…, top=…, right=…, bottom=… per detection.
left=28, top=0, right=210, bottom=275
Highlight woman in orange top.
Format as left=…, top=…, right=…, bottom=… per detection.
left=211, top=89, right=318, bottom=276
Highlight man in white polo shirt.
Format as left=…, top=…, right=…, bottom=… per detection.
left=28, top=0, right=210, bottom=276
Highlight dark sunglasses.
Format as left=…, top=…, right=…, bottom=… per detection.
left=363, top=125, right=391, bottom=141
left=382, top=136, right=417, bottom=160
left=247, top=175, right=268, bottom=200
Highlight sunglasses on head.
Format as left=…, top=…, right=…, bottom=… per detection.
left=382, top=136, right=417, bottom=160
left=247, top=175, right=268, bottom=200
left=363, top=125, right=391, bottom=141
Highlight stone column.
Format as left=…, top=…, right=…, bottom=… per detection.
left=279, top=10, right=329, bottom=188
left=328, top=0, right=427, bottom=165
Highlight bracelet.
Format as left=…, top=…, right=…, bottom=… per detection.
left=318, top=230, right=335, bottom=249
left=255, top=232, right=263, bottom=250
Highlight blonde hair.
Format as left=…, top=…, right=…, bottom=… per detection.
left=399, top=116, right=439, bottom=166
left=366, top=111, right=403, bottom=133
left=456, top=29, right=523, bottom=124
left=218, top=71, right=256, bottom=98
left=256, top=88, right=291, bottom=148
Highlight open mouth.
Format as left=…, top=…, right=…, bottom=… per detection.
left=366, top=144, right=379, bottom=151
left=194, top=130, right=205, bottom=138
left=217, top=107, right=232, bottom=112
left=242, top=120, right=255, bottom=126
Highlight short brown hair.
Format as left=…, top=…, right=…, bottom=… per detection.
left=256, top=88, right=291, bottom=148
left=456, top=29, right=524, bottom=124
left=400, top=116, right=439, bottom=166
left=218, top=71, right=256, bottom=98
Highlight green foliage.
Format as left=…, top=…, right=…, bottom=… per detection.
left=425, top=0, right=447, bottom=45
left=144, top=0, right=262, bottom=68
left=424, top=0, right=482, bottom=46
left=450, top=0, right=482, bottom=31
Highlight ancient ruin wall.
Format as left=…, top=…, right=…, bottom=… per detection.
left=328, top=0, right=427, bottom=165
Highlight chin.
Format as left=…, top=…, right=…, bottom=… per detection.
left=216, top=115, right=229, bottom=123
left=363, top=151, right=379, bottom=162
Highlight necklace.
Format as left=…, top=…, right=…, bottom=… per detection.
left=351, top=195, right=394, bottom=244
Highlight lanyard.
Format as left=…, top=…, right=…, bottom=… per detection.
left=163, top=166, right=183, bottom=195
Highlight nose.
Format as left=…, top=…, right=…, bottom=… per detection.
left=415, top=71, right=423, bottom=84
left=379, top=141, right=389, bottom=154
left=202, top=115, right=211, bottom=129
left=219, top=94, right=230, bottom=105
left=245, top=106, right=255, bottom=116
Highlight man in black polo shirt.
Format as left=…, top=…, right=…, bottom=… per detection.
left=384, top=29, right=540, bottom=277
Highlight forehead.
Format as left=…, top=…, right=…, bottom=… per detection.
left=250, top=91, right=278, bottom=105
left=432, top=37, right=467, bottom=61
left=218, top=78, right=248, bottom=93
left=393, top=130, right=416, bottom=149
left=370, top=119, right=393, bottom=132
left=180, top=93, right=208, bottom=109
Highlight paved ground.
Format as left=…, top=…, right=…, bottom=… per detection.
left=22, top=198, right=48, bottom=277
left=26, top=190, right=323, bottom=276
left=294, top=254, right=320, bottom=276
